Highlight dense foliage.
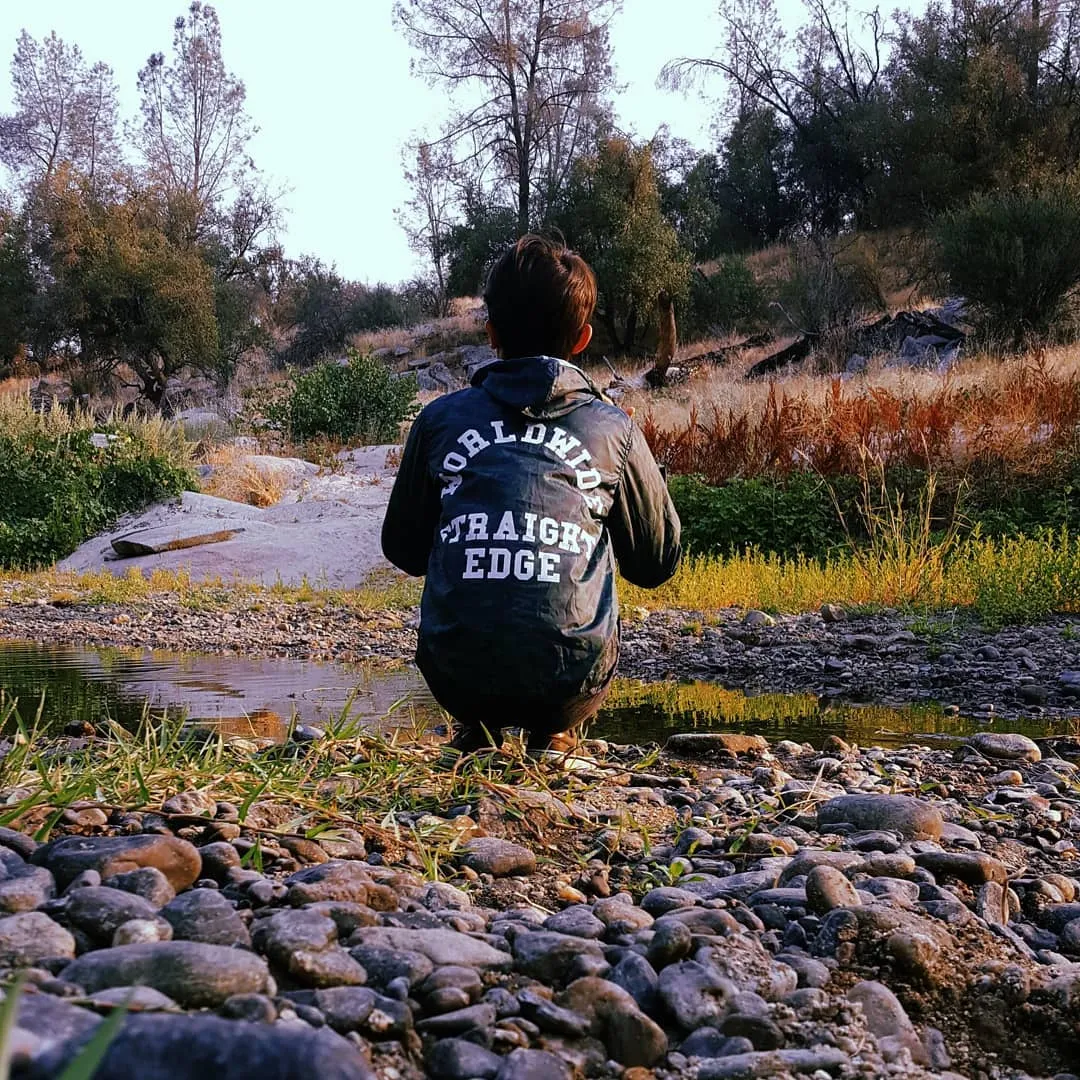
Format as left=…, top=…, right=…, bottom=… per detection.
left=935, top=187, right=1080, bottom=343
left=0, top=398, right=193, bottom=568
left=271, top=350, right=419, bottom=444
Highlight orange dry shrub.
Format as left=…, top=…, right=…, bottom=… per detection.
left=643, top=356, right=1080, bottom=484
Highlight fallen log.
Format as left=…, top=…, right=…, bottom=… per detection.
left=745, top=336, right=814, bottom=379
left=111, top=528, right=243, bottom=559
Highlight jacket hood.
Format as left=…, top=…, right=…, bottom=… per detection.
left=471, top=355, right=608, bottom=420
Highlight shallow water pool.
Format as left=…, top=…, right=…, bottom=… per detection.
left=0, top=639, right=1072, bottom=748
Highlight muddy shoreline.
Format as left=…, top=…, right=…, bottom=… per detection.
left=5, top=588, right=1080, bottom=722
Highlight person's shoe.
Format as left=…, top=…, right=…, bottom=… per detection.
left=436, top=725, right=500, bottom=768
left=526, top=728, right=597, bottom=771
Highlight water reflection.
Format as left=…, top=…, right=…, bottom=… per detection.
left=0, top=640, right=1074, bottom=749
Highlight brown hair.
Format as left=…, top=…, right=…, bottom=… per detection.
left=483, top=235, right=597, bottom=360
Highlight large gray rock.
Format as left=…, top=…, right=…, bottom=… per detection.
left=24, top=1013, right=374, bottom=1080
left=348, top=927, right=511, bottom=970
left=0, top=912, right=75, bottom=966
left=969, top=732, right=1041, bottom=763
left=34, top=835, right=201, bottom=892
left=817, top=794, right=943, bottom=840
left=61, top=941, right=271, bottom=1007
left=495, top=1049, right=572, bottom=1080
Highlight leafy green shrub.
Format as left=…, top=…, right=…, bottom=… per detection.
left=935, top=187, right=1080, bottom=343
left=683, top=259, right=764, bottom=338
left=0, top=397, right=194, bottom=569
left=669, top=472, right=854, bottom=559
left=273, top=348, right=418, bottom=444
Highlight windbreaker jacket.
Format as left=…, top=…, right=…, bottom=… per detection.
left=381, top=356, right=681, bottom=702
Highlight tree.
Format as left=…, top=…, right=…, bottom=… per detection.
left=0, top=30, right=119, bottom=195
left=662, top=0, right=888, bottom=234
left=394, top=0, right=620, bottom=234
left=39, top=170, right=219, bottom=408
left=136, top=3, right=255, bottom=223
left=556, top=136, right=690, bottom=351
left=400, top=141, right=456, bottom=315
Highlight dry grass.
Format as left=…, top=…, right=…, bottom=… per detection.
left=350, top=299, right=487, bottom=360
left=631, top=347, right=1080, bottom=483
left=200, top=444, right=289, bottom=508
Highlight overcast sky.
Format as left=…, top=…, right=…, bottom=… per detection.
left=0, top=1, right=745, bottom=283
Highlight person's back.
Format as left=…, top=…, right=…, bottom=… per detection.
left=381, top=236, right=681, bottom=752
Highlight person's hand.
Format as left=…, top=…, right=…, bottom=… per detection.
left=623, top=406, right=636, bottom=420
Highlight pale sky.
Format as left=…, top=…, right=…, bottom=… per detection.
left=0, top=1, right=751, bottom=283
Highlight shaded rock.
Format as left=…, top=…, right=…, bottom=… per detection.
left=609, top=951, right=659, bottom=1012
left=914, top=851, right=1007, bottom=886
left=34, top=835, right=201, bottom=892
left=848, top=979, right=927, bottom=1064
left=416, top=1002, right=496, bottom=1036
left=563, top=975, right=667, bottom=1067
left=657, top=960, right=736, bottom=1030
left=312, top=986, right=410, bottom=1036
left=543, top=905, right=605, bottom=939
left=161, top=888, right=252, bottom=946
left=495, top=1048, right=572, bottom=1080
left=511, top=930, right=607, bottom=984
left=461, top=838, right=536, bottom=877
left=817, top=794, right=942, bottom=840
left=0, top=912, right=75, bottom=966
left=61, top=941, right=270, bottom=1007
left=427, top=1038, right=502, bottom=1080
left=252, top=909, right=365, bottom=989
left=25, top=1012, right=374, bottom=1080
left=348, top=945, right=433, bottom=988
left=65, top=886, right=169, bottom=944
left=101, top=867, right=175, bottom=908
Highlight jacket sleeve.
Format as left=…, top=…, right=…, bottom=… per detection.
left=608, top=423, right=682, bottom=588
left=381, top=411, right=440, bottom=577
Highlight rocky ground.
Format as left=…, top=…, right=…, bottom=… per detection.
left=6, top=587, right=1080, bottom=721
left=0, top=728, right=1079, bottom=1078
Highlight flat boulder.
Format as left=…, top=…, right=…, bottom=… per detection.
left=61, top=941, right=271, bottom=1008
left=817, top=794, right=942, bottom=840
left=348, top=927, right=512, bottom=971
left=665, top=733, right=769, bottom=757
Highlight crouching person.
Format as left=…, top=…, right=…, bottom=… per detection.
left=380, top=235, right=681, bottom=754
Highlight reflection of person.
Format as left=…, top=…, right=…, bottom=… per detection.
left=381, top=235, right=681, bottom=754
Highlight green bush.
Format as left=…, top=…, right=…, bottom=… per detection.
left=669, top=472, right=854, bottom=559
left=935, top=187, right=1080, bottom=343
left=668, top=462, right=1080, bottom=562
left=0, top=399, right=194, bottom=569
left=273, top=348, right=418, bottom=444
left=683, top=259, right=764, bottom=338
